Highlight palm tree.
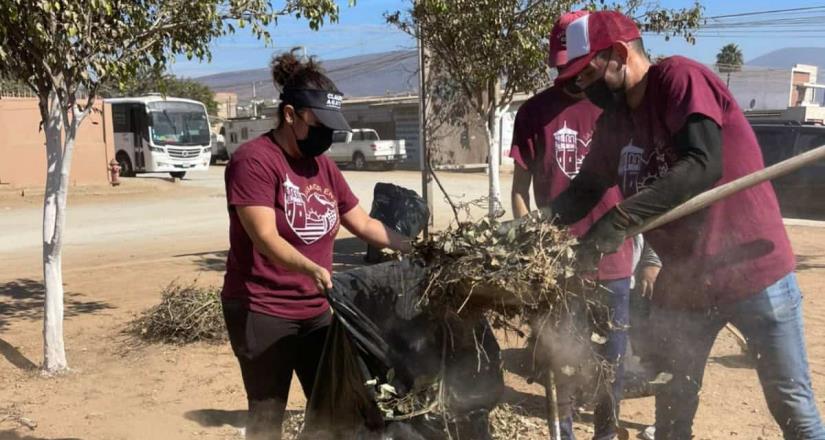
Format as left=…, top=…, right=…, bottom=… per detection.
left=716, top=43, right=744, bottom=87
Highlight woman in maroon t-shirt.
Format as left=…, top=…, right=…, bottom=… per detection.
left=221, top=50, right=411, bottom=439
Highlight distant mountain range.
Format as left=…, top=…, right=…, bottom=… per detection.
left=195, top=46, right=825, bottom=103
left=196, top=50, right=419, bottom=102
left=748, top=47, right=825, bottom=81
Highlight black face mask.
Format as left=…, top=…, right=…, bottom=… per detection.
left=584, top=51, right=627, bottom=110
left=292, top=113, right=334, bottom=158
left=563, top=80, right=584, bottom=95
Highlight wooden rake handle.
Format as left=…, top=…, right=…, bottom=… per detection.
left=627, top=143, right=825, bottom=236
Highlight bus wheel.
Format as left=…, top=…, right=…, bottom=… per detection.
left=169, top=171, right=187, bottom=180
left=116, top=152, right=134, bottom=177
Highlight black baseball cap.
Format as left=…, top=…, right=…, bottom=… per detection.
left=280, top=88, right=351, bottom=131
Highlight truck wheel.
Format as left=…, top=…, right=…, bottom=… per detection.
left=352, top=152, right=367, bottom=171
left=210, top=155, right=218, bottom=165
left=169, top=171, right=187, bottom=180
left=116, top=151, right=134, bottom=177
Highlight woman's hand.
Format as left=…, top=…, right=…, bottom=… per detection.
left=341, top=206, right=412, bottom=252
left=310, top=265, right=333, bottom=292
left=237, top=206, right=334, bottom=293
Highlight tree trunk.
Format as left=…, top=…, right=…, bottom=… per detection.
left=485, top=79, right=503, bottom=218
left=485, top=107, right=503, bottom=218
left=40, top=92, right=84, bottom=373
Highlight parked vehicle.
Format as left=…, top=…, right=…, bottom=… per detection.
left=107, top=95, right=212, bottom=179
left=224, top=117, right=276, bottom=157
left=210, top=131, right=227, bottom=164
left=327, top=129, right=406, bottom=170
left=750, top=121, right=825, bottom=216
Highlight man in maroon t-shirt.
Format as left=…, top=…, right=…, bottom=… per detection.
left=547, top=10, right=825, bottom=439
left=510, top=11, right=635, bottom=440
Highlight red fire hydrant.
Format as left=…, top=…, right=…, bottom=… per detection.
left=109, top=159, right=121, bottom=187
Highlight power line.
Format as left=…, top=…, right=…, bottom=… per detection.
left=705, top=5, right=825, bottom=20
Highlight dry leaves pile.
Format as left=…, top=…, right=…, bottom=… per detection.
left=281, top=412, right=305, bottom=440
left=128, top=281, right=225, bottom=344
left=490, top=404, right=549, bottom=439
left=412, top=212, right=585, bottom=324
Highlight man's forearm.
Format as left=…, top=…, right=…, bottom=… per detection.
left=512, top=191, right=531, bottom=218
left=618, top=114, right=723, bottom=223
left=550, top=170, right=611, bottom=225
left=511, top=165, right=533, bottom=219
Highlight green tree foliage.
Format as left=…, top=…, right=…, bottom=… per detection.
left=0, top=0, right=349, bottom=373
left=716, top=43, right=744, bottom=73
left=387, top=0, right=703, bottom=216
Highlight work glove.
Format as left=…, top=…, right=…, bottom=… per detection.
left=576, top=205, right=641, bottom=271
left=496, top=206, right=555, bottom=236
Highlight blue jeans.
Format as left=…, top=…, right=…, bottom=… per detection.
left=651, top=272, right=825, bottom=440
left=558, top=278, right=630, bottom=440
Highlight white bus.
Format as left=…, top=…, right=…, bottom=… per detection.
left=107, top=95, right=212, bottom=179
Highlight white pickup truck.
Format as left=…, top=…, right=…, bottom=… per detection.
left=326, top=128, right=406, bottom=170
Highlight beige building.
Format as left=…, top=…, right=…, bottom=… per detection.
left=341, top=94, right=530, bottom=170
left=214, top=92, right=238, bottom=120
left=0, top=97, right=114, bottom=187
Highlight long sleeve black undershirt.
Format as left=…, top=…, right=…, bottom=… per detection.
left=552, top=113, right=723, bottom=226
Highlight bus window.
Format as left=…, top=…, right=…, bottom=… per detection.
left=112, top=105, right=131, bottom=132
left=147, top=101, right=210, bottom=146
left=241, top=127, right=249, bottom=140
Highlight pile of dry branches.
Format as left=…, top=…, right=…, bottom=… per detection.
left=128, top=281, right=225, bottom=344
left=411, top=211, right=586, bottom=324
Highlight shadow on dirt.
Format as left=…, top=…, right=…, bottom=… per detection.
left=0, top=279, right=113, bottom=332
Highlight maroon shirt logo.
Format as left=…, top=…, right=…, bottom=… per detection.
left=553, top=122, right=591, bottom=179
left=618, top=141, right=674, bottom=195
left=283, top=175, right=339, bottom=244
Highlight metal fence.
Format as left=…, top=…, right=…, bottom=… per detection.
left=0, top=83, right=36, bottom=98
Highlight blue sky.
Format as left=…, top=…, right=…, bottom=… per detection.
left=170, top=0, right=825, bottom=78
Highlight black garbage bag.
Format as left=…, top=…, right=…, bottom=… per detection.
left=303, top=259, right=503, bottom=439
left=366, top=183, right=430, bottom=263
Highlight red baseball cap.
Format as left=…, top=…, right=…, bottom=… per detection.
left=553, top=10, right=641, bottom=86
left=548, top=10, right=590, bottom=69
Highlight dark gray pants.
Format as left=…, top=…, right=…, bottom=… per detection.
left=223, top=301, right=331, bottom=440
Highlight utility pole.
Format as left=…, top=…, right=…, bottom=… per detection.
left=417, top=0, right=434, bottom=237
left=252, top=82, right=258, bottom=118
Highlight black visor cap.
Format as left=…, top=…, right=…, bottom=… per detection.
left=280, top=89, right=351, bottom=131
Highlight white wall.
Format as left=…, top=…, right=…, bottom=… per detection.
left=725, top=68, right=791, bottom=111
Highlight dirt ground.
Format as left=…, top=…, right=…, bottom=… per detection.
left=1, top=166, right=824, bottom=439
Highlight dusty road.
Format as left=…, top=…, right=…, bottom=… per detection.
left=1, top=166, right=824, bottom=439
left=0, top=167, right=506, bottom=281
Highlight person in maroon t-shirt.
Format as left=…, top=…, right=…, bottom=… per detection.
left=549, top=10, right=825, bottom=439
left=221, top=51, right=411, bottom=439
left=510, top=11, right=638, bottom=440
